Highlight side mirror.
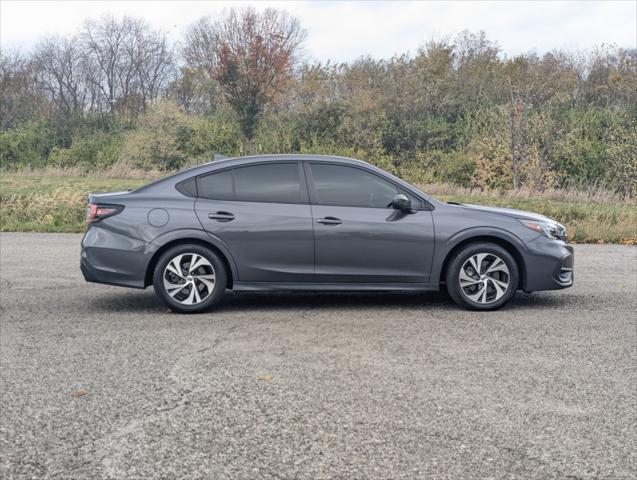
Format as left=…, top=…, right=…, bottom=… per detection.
left=391, top=193, right=414, bottom=213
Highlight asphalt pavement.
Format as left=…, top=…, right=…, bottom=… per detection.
left=0, top=232, right=635, bottom=479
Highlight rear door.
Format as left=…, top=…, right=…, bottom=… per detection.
left=306, top=162, right=435, bottom=284
left=194, top=161, right=314, bottom=282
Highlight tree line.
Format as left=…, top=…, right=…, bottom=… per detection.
left=1, top=8, right=635, bottom=196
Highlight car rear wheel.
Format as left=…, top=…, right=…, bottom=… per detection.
left=153, top=244, right=227, bottom=313
left=446, top=242, right=519, bottom=311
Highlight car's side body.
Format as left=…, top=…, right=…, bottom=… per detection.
left=81, top=154, right=574, bottom=298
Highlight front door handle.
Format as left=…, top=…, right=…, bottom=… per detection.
left=208, top=211, right=235, bottom=222
left=317, top=216, right=342, bottom=225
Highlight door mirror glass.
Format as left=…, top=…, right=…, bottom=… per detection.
left=391, top=193, right=413, bottom=212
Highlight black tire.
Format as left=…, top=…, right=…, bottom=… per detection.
left=153, top=244, right=227, bottom=314
left=445, top=242, right=519, bottom=311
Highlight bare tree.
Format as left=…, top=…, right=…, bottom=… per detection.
left=184, top=7, right=306, bottom=138
left=128, top=27, right=174, bottom=109
left=82, top=15, right=132, bottom=114
left=33, top=35, right=92, bottom=118
left=0, top=49, right=46, bottom=129
left=81, top=15, right=173, bottom=116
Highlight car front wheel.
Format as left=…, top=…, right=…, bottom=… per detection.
left=446, top=242, right=519, bottom=311
left=153, top=244, right=227, bottom=313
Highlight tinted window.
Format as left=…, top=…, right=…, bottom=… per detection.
left=176, top=177, right=197, bottom=197
left=197, top=169, right=234, bottom=200
left=234, top=163, right=303, bottom=204
left=310, top=163, right=404, bottom=208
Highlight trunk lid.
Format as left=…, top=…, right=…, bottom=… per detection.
left=87, top=190, right=132, bottom=204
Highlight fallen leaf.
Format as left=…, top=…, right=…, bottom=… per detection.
left=70, top=389, right=88, bottom=398
left=258, top=374, right=273, bottom=381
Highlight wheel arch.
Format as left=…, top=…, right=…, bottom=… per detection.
left=144, top=231, right=237, bottom=288
left=438, top=233, right=528, bottom=290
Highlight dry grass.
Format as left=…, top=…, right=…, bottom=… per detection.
left=11, top=164, right=163, bottom=180
left=1, top=170, right=635, bottom=243
left=0, top=172, right=147, bottom=232
left=419, top=182, right=636, bottom=206
left=0, top=187, right=87, bottom=232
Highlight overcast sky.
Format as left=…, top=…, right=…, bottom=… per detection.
left=1, top=1, right=635, bottom=62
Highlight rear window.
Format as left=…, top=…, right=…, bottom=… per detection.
left=196, top=163, right=304, bottom=204
left=197, top=169, right=234, bottom=200
left=234, top=163, right=303, bottom=204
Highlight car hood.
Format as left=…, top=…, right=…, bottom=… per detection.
left=454, top=203, right=556, bottom=223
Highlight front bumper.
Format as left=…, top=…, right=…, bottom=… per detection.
left=523, top=236, right=574, bottom=292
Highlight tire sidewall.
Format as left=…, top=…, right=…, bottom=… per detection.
left=153, top=244, right=227, bottom=314
left=446, top=243, right=519, bottom=311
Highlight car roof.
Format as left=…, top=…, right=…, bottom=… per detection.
left=200, top=154, right=370, bottom=168
left=167, top=154, right=371, bottom=180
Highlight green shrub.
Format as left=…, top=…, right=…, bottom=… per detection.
left=119, top=102, right=242, bottom=170
left=186, top=113, right=242, bottom=159
left=603, top=119, right=637, bottom=197
left=0, top=122, right=57, bottom=169
left=400, top=150, right=476, bottom=186
left=48, top=131, right=122, bottom=169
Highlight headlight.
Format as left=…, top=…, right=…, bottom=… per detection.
left=518, top=219, right=567, bottom=240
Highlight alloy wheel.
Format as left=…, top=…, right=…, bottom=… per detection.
left=162, top=253, right=216, bottom=305
left=458, top=253, right=510, bottom=304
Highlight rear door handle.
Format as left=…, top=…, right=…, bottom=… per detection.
left=317, top=216, right=342, bottom=225
left=208, top=211, right=235, bottom=222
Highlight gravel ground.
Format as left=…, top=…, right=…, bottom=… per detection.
left=0, top=232, right=635, bottom=480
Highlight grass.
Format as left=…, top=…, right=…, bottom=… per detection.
left=1, top=171, right=635, bottom=243
left=0, top=174, right=146, bottom=233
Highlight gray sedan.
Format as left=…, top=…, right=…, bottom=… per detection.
left=81, top=155, right=573, bottom=312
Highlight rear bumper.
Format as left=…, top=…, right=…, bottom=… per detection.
left=80, top=227, right=152, bottom=289
left=80, top=255, right=145, bottom=289
left=523, top=237, right=574, bottom=292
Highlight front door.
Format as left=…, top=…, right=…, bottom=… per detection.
left=195, top=162, right=314, bottom=282
left=306, top=162, right=435, bottom=283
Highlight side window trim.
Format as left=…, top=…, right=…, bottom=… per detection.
left=295, top=161, right=310, bottom=205
left=304, top=161, right=426, bottom=210
left=303, top=161, right=319, bottom=205
left=195, top=161, right=309, bottom=205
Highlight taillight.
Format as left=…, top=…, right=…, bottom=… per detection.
left=87, top=203, right=124, bottom=223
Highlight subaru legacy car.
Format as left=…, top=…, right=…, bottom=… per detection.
left=81, top=155, right=573, bottom=313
